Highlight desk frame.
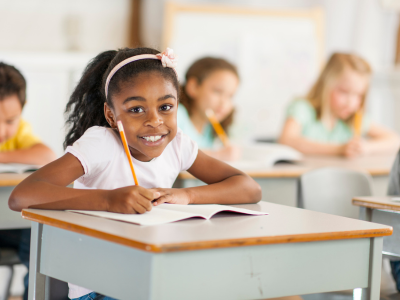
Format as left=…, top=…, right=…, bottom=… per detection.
left=29, top=222, right=384, bottom=300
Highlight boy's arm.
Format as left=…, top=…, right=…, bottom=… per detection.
left=153, top=150, right=262, bottom=205
left=0, top=143, right=57, bottom=165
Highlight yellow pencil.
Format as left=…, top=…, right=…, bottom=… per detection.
left=205, top=109, right=230, bottom=146
left=353, top=110, right=363, bottom=138
left=117, top=120, right=139, bottom=186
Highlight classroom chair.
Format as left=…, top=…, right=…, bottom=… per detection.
left=298, top=167, right=373, bottom=219
left=0, top=247, right=21, bottom=300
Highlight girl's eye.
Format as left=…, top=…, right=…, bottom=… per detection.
left=130, top=107, right=144, bottom=113
left=160, top=104, right=172, bottom=111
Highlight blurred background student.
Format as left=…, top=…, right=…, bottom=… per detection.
left=178, top=57, right=240, bottom=161
left=0, top=63, right=55, bottom=165
left=0, top=62, right=55, bottom=300
left=279, top=53, right=400, bottom=157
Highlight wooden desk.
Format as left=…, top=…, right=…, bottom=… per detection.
left=23, top=202, right=392, bottom=300
left=176, top=154, right=396, bottom=207
left=353, top=196, right=400, bottom=259
left=0, top=173, right=31, bottom=229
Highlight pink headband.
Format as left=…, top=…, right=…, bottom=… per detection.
left=105, top=48, right=178, bottom=99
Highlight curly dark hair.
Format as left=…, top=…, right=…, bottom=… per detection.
left=64, top=47, right=179, bottom=148
left=0, top=62, right=26, bottom=107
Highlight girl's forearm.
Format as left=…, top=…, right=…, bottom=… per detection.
left=186, top=174, right=261, bottom=205
left=280, top=137, right=343, bottom=156
left=9, top=179, right=109, bottom=212
left=366, top=137, right=400, bottom=154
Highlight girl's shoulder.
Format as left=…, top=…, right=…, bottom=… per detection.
left=76, top=126, right=119, bottom=145
left=286, top=99, right=316, bottom=125
left=166, top=128, right=198, bottom=172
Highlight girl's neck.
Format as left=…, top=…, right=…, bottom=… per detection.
left=190, top=107, right=209, bottom=134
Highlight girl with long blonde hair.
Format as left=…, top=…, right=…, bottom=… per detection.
left=279, top=53, right=399, bottom=157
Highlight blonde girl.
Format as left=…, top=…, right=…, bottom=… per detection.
left=279, top=53, right=399, bottom=157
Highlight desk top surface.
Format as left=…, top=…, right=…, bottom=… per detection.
left=22, top=202, right=392, bottom=253
left=179, top=154, right=396, bottom=179
left=353, top=196, right=400, bottom=212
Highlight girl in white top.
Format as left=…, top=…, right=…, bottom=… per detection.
left=9, top=47, right=261, bottom=300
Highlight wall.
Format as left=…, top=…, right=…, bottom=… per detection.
left=0, top=0, right=132, bottom=156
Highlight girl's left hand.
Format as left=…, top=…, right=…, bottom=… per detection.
left=150, top=188, right=191, bottom=206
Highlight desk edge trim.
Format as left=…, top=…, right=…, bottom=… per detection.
left=22, top=210, right=393, bottom=253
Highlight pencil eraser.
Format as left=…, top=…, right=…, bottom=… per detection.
left=117, top=120, right=123, bottom=132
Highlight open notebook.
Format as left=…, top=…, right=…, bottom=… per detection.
left=70, top=204, right=268, bottom=226
left=228, top=143, right=302, bottom=169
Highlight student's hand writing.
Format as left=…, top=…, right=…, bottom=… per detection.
left=342, top=138, right=368, bottom=158
left=106, top=186, right=160, bottom=214
left=150, top=188, right=191, bottom=206
left=215, top=145, right=241, bottom=161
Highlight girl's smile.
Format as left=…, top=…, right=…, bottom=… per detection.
left=138, top=132, right=169, bottom=146
left=105, top=71, right=178, bottom=162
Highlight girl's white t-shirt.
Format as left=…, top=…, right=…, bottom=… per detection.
left=65, top=126, right=198, bottom=299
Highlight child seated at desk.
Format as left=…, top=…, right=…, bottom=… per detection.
left=9, top=47, right=261, bottom=300
left=0, top=62, right=55, bottom=164
left=0, top=62, right=55, bottom=300
left=279, top=53, right=399, bottom=157
left=179, top=57, right=240, bottom=160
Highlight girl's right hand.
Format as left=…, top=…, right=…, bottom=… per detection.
left=342, top=138, right=366, bottom=158
left=215, top=145, right=242, bottom=161
left=106, top=186, right=160, bottom=214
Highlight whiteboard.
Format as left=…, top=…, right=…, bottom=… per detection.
left=163, top=3, right=324, bottom=142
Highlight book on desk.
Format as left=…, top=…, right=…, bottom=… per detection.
left=0, top=163, right=40, bottom=174
left=70, top=204, right=268, bottom=226
left=227, top=143, right=303, bottom=169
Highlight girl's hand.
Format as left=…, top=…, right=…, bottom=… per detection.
left=151, top=188, right=191, bottom=206
left=215, top=145, right=242, bottom=161
left=342, top=138, right=368, bottom=157
left=106, top=186, right=160, bottom=214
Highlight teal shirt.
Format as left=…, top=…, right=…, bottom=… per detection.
left=287, top=99, right=370, bottom=144
left=177, top=105, right=214, bottom=149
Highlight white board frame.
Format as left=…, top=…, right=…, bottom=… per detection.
left=163, top=2, right=324, bottom=141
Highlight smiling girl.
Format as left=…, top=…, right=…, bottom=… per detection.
left=279, top=53, right=399, bottom=157
left=8, top=47, right=261, bottom=300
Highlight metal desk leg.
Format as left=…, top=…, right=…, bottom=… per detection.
left=28, top=222, right=48, bottom=300
left=359, top=207, right=373, bottom=222
left=362, top=237, right=383, bottom=300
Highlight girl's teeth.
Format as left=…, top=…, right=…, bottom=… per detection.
left=143, top=135, right=162, bottom=142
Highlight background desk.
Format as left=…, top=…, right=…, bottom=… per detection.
left=0, top=173, right=31, bottom=229
left=176, top=154, right=396, bottom=207
left=23, top=202, right=391, bottom=300
left=353, top=196, right=400, bottom=259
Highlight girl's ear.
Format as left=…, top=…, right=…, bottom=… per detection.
left=104, top=103, right=117, bottom=128
left=185, top=77, right=199, bottom=99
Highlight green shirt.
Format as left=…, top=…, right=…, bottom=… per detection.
left=287, top=99, right=370, bottom=144
left=177, top=105, right=214, bottom=149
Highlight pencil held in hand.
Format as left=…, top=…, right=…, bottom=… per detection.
left=353, top=111, right=363, bottom=138
left=117, top=121, right=139, bottom=186
left=205, top=109, right=230, bottom=146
